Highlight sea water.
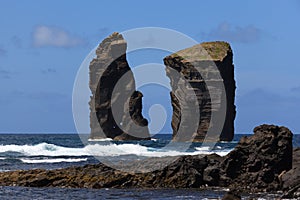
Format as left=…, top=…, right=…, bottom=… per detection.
left=0, top=134, right=299, bottom=199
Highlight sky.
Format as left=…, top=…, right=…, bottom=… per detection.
left=0, top=0, right=300, bottom=134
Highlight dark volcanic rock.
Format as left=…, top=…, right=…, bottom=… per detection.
left=163, top=41, right=236, bottom=142
left=89, top=32, right=150, bottom=140
left=0, top=155, right=211, bottom=189
left=222, top=190, right=241, bottom=200
left=282, top=148, right=300, bottom=198
left=220, top=124, right=293, bottom=192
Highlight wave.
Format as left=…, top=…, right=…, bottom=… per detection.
left=88, top=138, right=113, bottom=142
left=20, top=158, right=88, bottom=164
left=0, top=143, right=87, bottom=157
left=195, top=147, right=232, bottom=156
left=0, top=142, right=232, bottom=157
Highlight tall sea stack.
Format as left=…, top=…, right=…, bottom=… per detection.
left=164, top=41, right=236, bottom=142
left=89, top=32, right=150, bottom=140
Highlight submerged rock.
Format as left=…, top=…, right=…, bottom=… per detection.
left=164, top=41, right=236, bottom=142
left=89, top=32, right=149, bottom=140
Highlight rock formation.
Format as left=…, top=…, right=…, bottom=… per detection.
left=164, top=42, right=236, bottom=142
left=0, top=124, right=293, bottom=195
left=89, top=34, right=236, bottom=142
left=89, top=32, right=149, bottom=140
left=282, top=148, right=300, bottom=198
left=219, top=124, right=293, bottom=192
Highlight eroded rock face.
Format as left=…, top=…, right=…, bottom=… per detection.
left=220, top=124, right=293, bottom=192
left=89, top=32, right=149, bottom=140
left=164, top=41, right=236, bottom=142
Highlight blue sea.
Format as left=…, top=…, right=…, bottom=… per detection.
left=0, top=133, right=299, bottom=199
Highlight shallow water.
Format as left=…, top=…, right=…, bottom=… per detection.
left=0, top=187, right=283, bottom=200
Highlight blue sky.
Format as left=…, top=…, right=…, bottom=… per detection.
left=0, top=0, right=299, bottom=134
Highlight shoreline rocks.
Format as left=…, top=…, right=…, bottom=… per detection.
left=220, top=124, right=293, bottom=192
left=282, top=147, right=300, bottom=198
left=0, top=124, right=295, bottom=197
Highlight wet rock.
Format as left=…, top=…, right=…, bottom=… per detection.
left=164, top=41, right=236, bottom=142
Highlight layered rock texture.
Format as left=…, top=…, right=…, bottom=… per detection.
left=89, top=32, right=149, bottom=140
left=0, top=124, right=293, bottom=196
left=164, top=42, right=236, bottom=142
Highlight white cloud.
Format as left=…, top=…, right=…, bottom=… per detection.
left=32, top=25, right=85, bottom=48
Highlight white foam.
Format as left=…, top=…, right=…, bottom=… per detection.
left=20, top=158, right=87, bottom=164
left=0, top=169, right=10, bottom=172
left=0, top=143, right=232, bottom=157
left=195, top=147, right=232, bottom=156
left=88, top=138, right=112, bottom=142
left=0, top=143, right=88, bottom=156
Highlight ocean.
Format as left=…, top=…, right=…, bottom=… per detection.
left=0, top=133, right=299, bottom=199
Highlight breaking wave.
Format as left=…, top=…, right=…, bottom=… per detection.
left=20, top=158, right=88, bottom=164
left=0, top=142, right=233, bottom=157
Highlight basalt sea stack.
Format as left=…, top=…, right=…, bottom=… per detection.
left=89, top=32, right=150, bottom=140
left=164, top=42, right=236, bottom=142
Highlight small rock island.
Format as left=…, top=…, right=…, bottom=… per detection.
left=164, top=42, right=236, bottom=142
left=89, top=33, right=150, bottom=140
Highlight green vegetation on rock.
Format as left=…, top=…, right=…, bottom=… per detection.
left=171, top=41, right=231, bottom=62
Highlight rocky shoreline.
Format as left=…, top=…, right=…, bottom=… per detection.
left=0, top=124, right=299, bottom=198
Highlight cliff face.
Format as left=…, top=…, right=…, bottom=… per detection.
left=164, top=41, right=236, bottom=142
left=89, top=32, right=149, bottom=140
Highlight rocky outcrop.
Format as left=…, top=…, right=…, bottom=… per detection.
left=219, top=124, right=293, bottom=192
left=164, top=41, right=236, bottom=142
left=0, top=125, right=293, bottom=194
left=0, top=155, right=210, bottom=189
left=282, top=148, right=300, bottom=198
left=89, top=33, right=149, bottom=140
